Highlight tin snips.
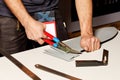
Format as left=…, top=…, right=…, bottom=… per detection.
left=43, top=31, right=80, bottom=54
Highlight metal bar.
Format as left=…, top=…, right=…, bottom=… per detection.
left=0, top=48, right=41, bottom=80
left=35, top=64, right=81, bottom=80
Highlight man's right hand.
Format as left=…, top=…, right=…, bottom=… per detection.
left=4, top=0, right=47, bottom=45
left=24, top=19, right=47, bottom=45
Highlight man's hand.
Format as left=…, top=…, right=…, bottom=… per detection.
left=24, top=19, right=47, bottom=45
left=4, top=0, right=46, bottom=45
left=80, top=35, right=100, bottom=52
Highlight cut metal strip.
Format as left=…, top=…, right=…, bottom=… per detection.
left=44, top=46, right=79, bottom=61
left=35, top=64, right=81, bottom=80
left=0, top=48, right=41, bottom=80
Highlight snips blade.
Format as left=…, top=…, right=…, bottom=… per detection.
left=57, top=42, right=81, bottom=54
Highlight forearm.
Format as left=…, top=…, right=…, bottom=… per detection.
left=75, top=0, right=93, bottom=37
left=4, top=0, right=33, bottom=27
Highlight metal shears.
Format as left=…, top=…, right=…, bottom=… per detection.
left=43, top=31, right=80, bottom=54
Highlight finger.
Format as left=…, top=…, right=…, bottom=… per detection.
left=94, top=38, right=98, bottom=51
left=96, top=39, right=100, bottom=50
left=27, top=33, right=35, bottom=40
left=80, top=38, right=90, bottom=52
left=93, top=38, right=99, bottom=50
left=38, top=30, right=47, bottom=39
left=84, top=47, right=88, bottom=51
left=93, top=38, right=98, bottom=51
left=84, top=43, right=91, bottom=52
left=81, top=42, right=89, bottom=51
left=88, top=39, right=92, bottom=52
left=85, top=42, right=91, bottom=52
left=90, top=38, right=95, bottom=51
left=43, top=33, right=47, bottom=38
left=36, top=38, right=44, bottom=45
left=91, top=37, right=100, bottom=51
left=33, top=32, right=46, bottom=41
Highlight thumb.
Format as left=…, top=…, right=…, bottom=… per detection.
left=84, top=47, right=88, bottom=51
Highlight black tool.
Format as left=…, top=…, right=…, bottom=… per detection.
left=0, top=48, right=41, bottom=80
left=76, top=49, right=109, bottom=67
left=35, top=64, right=81, bottom=80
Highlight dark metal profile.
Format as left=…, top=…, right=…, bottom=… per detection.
left=76, top=49, right=109, bottom=67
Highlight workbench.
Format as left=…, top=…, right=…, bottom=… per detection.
left=0, top=31, right=120, bottom=80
